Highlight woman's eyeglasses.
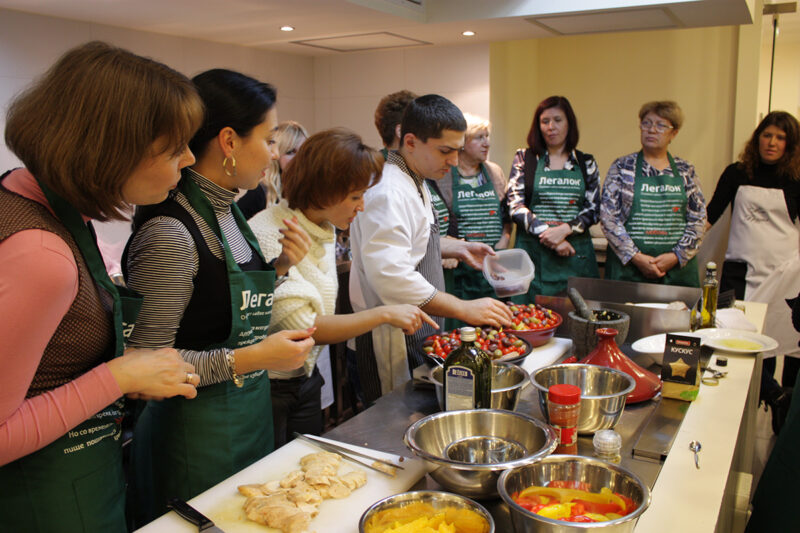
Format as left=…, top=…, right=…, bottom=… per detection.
left=640, top=120, right=674, bottom=133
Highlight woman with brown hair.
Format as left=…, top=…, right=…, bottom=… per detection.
left=0, top=41, right=203, bottom=532
left=506, top=96, right=600, bottom=298
left=249, top=128, right=437, bottom=447
left=706, top=111, right=800, bottom=433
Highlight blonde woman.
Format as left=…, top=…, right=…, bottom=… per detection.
left=237, top=120, right=308, bottom=219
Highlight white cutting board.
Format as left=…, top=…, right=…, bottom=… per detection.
left=136, top=435, right=426, bottom=533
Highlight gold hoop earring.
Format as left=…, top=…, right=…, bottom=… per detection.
left=222, top=155, right=237, bottom=177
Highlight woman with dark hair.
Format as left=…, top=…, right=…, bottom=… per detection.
left=249, top=128, right=436, bottom=447
left=124, top=68, right=315, bottom=524
left=706, top=111, right=800, bottom=432
left=601, top=100, right=706, bottom=287
left=506, top=95, right=600, bottom=297
left=0, top=41, right=202, bottom=532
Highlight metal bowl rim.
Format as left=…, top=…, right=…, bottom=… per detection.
left=530, top=363, right=636, bottom=400
left=403, top=409, right=558, bottom=471
left=358, top=489, right=496, bottom=532
left=429, top=362, right=530, bottom=394
left=496, top=454, right=652, bottom=528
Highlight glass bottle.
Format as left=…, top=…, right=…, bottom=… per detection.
left=700, top=261, right=719, bottom=329
left=443, top=327, right=492, bottom=410
left=547, top=384, right=581, bottom=454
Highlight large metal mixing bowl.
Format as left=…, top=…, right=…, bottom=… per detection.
left=498, top=455, right=650, bottom=532
left=359, top=490, right=495, bottom=533
left=429, top=362, right=529, bottom=411
left=404, top=409, right=557, bottom=499
left=531, top=364, right=635, bottom=434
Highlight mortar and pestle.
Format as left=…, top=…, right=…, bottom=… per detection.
left=567, top=288, right=630, bottom=359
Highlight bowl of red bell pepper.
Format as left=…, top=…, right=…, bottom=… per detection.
left=498, top=455, right=650, bottom=532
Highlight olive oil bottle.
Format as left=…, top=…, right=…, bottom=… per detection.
left=700, top=262, right=719, bottom=329
left=443, top=327, right=492, bottom=410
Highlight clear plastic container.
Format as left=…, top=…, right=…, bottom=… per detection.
left=593, top=429, right=622, bottom=463
left=547, top=384, right=581, bottom=454
left=482, top=249, right=535, bottom=298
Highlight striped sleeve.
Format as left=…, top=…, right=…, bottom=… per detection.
left=125, top=216, right=231, bottom=386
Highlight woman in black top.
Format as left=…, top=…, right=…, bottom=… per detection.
left=706, top=111, right=800, bottom=432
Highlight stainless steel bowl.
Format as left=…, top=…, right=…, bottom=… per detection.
left=404, top=409, right=557, bottom=499
left=498, top=455, right=650, bottom=532
left=359, top=490, right=495, bottom=533
left=429, top=362, right=529, bottom=411
left=531, top=364, right=635, bottom=434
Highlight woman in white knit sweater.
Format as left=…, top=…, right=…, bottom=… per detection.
left=249, top=128, right=437, bottom=447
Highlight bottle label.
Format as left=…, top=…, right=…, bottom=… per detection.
left=552, top=424, right=577, bottom=446
left=445, top=365, right=475, bottom=410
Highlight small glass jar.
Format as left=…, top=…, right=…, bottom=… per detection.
left=593, top=429, right=622, bottom=463
left=547, top=384, right=581, bottom=454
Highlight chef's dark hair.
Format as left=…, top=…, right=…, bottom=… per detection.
left=528, top=96, right=579, bottom=156
left=400, top=94, right=466, bottom=145
left=188, top=69, right=277, bottom=158
left=740, top=110, right=800, bottom=181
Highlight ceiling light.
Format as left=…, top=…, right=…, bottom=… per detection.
left=280, top=25, right=295, bottom=32
left=462, top=30, right=475, bottom=36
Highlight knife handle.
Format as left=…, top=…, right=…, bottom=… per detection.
left=168, top=498, right=214, bottom=529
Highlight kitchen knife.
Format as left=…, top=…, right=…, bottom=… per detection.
left=167, top=498, right=225, bottom=533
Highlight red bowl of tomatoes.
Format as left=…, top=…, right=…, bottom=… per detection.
left=504, top=303, right=562, bottom=348
left=422, top=327, right=532, bottom=364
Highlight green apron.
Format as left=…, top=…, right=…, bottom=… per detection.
left=513, top=159, right=598, bottom=300
left=604, top=152, right=699, bottom=287
left=448, top=164, right=504, bottom=302
left=0, top=179, right=142, bottom=533
left=132, top=177, right=276, bottom=524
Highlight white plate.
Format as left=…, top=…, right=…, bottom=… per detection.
left=699, top=328, right=778, bottom=354
left=631, top=331, right=702, bottom=356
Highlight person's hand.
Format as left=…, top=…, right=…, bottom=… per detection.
left=554, top=240, right=575, bottom=257
left=459, top=298, right=513, bottom=329
left=274, top=217, right=313, bottom=276
left=110, top=348, right=198, bottom=401
left=456, top=241, right=495, bottom=270
left=494, top=234, right=510, bottom=250
left=539, top=223, right=571, bottom=249
left=442, top=258, right=459, bottom=269
left=381, top=305, right=440, bottom=335
left=631, top=252, right=665, bottom=279
left=652, top=252, right=679, bottom=273
left=248, top=328, right=316, bottom=372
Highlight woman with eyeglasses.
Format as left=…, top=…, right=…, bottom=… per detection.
left=505, top=96, right=600, bottom=298
left=600, top=100, right=706, bottom=287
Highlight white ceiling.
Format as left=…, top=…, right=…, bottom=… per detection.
left=0, top=0, right=756, bottom=56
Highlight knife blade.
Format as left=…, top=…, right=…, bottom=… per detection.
left=167, top=498, right=225, bottom=532
left=294, top=432, right=404, bottom=470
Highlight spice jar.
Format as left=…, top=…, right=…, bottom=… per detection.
left=547, top=384, right=581, bottom=454
left=593, top=429, right=622, bottom=463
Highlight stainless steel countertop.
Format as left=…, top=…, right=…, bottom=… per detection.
left=325, top=343, right=684, bottom=530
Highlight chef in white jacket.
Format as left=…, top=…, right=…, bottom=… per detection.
left=349, top=94, right=513, bottom=403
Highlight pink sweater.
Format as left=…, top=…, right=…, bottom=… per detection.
left=0, top=169, right=122, bottom=466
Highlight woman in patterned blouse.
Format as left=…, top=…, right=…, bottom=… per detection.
left=600, top=101, right=706, bottom=287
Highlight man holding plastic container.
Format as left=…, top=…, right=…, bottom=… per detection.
left=349, top=94, right=513, bottom=403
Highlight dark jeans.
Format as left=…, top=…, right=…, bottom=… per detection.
left=270, top=367, right=324, bottom=449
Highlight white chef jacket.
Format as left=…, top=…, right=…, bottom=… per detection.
left=349, top=160, right=438, bottom=393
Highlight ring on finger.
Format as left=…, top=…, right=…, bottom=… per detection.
left=185, top=371, right=193, bottom=384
